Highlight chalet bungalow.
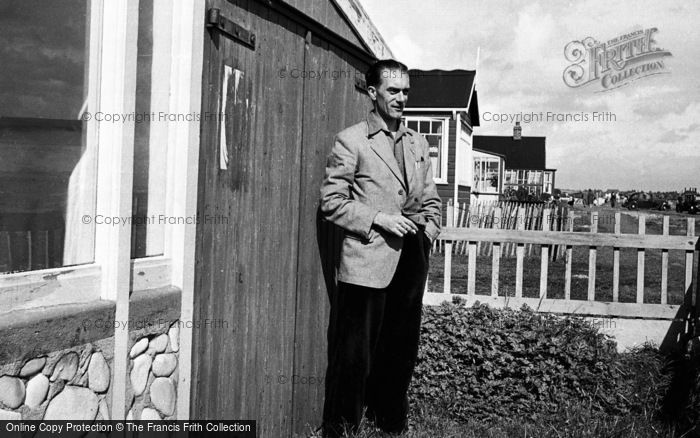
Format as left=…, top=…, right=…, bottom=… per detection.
left=0, top=0, right=394, bottom=436
left=403, top=69, right=480, bottom=221
left=473, top=122, right=556, bottom=199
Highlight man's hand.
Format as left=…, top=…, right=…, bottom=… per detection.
left=373, top=212, right=419, bottom=237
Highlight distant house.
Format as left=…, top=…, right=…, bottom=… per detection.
left=403, top=69, right=480, bottom=220
left=473, top=122, right=556, bottom=199
left=472, top=148, right=505, bottom=201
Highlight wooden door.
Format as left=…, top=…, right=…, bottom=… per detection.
left=192, top=1, right=305, bottom=436
left=193, top=0, right=372, bottom=435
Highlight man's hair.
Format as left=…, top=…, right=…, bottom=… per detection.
left=365, top=59, right=409, bottom=88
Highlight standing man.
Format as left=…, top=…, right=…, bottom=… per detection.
left=319, top=59, right=441, bottom=436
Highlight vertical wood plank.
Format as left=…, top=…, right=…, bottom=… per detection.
left=491, top=208, right=502, bottom=297
left=475, top=203, right=483, bottom=255
left=565, top=213, right=573, bottom=300
left=467, top=241, right=476, bottom=295
left=444, top=202, right=454, bottom=294
left=515, top=207, right=525, bottom=298
left=26, top=231, right=32, bottom=271
left=510, top=202, right=517, bottom=256
left=455, top=201, right=464, bottom=253
left=637, top=215, right=646, bottom=303
left=613, top=212, right=621, bottom=302
left=540, top=208, right=550, bottom=298
left=588, top=211, right=598, bottom=301
left=661, top=216, right=669, bottom=304
left=686, top=218, right=695, bottom=301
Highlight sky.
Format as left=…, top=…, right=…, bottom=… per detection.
left=358, top=0, right=700, bottom=191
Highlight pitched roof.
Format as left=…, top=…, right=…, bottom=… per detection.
left=473, top=135, right=548, bottom=170
left=406, top=69, right=480, bottom=125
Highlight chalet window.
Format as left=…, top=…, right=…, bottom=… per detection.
left=0, top=0, right=95, bottom=275
left=544, top=171, right=553, bottom=194
left=528, top=170, right=542, bottom=185
left=404, top=116, right=448, bottom=183
left=473, top=155, right=501, bottom=193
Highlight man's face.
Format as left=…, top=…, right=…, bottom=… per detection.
left=369, top=68, right=410, bottom=122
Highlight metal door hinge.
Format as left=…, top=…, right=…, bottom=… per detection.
left=206, top=8, right=256, bottom=50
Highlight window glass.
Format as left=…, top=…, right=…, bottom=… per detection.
left=485, top=160, right=499, bottom=192
left=406, top=117, right=446, bottom=180
left=0, top=0, right=94, bottom=274
left=131, top=0, right=167, bottom=258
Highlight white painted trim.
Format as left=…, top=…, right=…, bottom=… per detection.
left=143, top=0, right=175, bottom=255
left=423, top=293, right=681, bottom=320
left=92, top=0, right=140, bottom=420
left=439, top=116, right=449, bottom=184
left=130, top=256, right=172, bottom=292
left=332, top=0, right=394, bottom=59
left=453, top=113, right=460, bottom=223
left=458, top=124, right=473, bottom=187
left=170, top=0, right=205, bottom=421
left=0, top=264, right=101, bottom=314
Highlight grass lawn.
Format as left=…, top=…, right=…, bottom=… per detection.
left=428, top=206, right=699, bottom=305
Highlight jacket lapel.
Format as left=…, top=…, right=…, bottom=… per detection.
left=404, top=135, right=417, bottom=189
left=368, top=135, right=407, bottom=189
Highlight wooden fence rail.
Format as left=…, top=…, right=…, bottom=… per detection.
left=435, top=200, right=573, bottom=260
left=426, top=207, right=698, bottom=321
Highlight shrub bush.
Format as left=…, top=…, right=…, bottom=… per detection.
left=410, top=301, right=665, bottom=422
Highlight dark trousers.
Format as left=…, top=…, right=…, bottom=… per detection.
left=322, top=231, right=430, bottom=437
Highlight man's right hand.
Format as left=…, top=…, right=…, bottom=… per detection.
left=373, top=212, right=419, bottom=237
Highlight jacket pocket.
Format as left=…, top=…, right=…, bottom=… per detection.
left=344, top=231, right=371, bottom=243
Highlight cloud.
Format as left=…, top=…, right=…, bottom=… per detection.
left=359, top=0, right=699, bottom=190
left=387, top=34, right=425, bottom=68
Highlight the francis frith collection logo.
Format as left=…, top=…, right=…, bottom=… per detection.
left=563, top=27, right=672, bottom=91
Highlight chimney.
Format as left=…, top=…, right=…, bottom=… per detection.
left=513, top=121, right=522, bottom=140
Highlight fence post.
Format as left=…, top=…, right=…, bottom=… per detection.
left=637, top=215, right=646, bottom=304
left=661, top=216, right=669, bottom=305
left=564, top=211, right=574, bottom=300
left=540, top=208, right=550, bottom=298
left=613, top=212, right=621, bottom=302
left=588, top=211, right=598, bottom=301
left=686, top=218, right=695, bottom=308
left=491, top=207, right=502, bottom=297
left=444, top=201, right=454, bottom=294
left=515, top=206, right=525, bottom=298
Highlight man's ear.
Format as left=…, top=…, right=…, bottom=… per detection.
left=366, top=85, right=377, bottom=101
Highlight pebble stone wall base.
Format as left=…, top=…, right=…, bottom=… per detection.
left=0, top=320, right=181, bottom=421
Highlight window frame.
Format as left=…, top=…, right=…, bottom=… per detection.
left=0, top=0, right=203, bottom=421
left=0, top=0, right=199, bottom=316
left=472, top=153, right=501, bottom=194
left=403, top=116, right=449, bottom=184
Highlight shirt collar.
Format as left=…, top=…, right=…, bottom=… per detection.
left=366, top=109, right=410, bottom=140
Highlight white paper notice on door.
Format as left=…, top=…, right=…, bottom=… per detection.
left=219, top=65, right=232, bottom=170
left=219, top=66, right=244, bottom=171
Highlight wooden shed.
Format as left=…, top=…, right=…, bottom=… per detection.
left=192, top=0, right=391, bottom=435
left=0, top=0, right=390, bottom=436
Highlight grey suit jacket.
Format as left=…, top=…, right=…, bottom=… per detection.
left=319, top=110, right=442, bottom=288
